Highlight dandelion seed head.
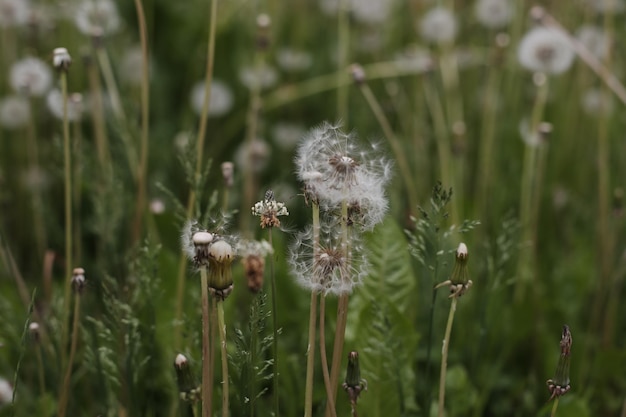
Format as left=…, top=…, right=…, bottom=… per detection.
left=517, top=27, right=574, bottom=74
left=175, top=353, right=188, bottom=369
left=10, top=57, right=52, bottom=97
left=576, top=25, right=610, bottom=60
left=74, top=0, right=121, bottom=36
left=418, top=7, right=457, bottom=44
left=350, top=0, right=394, bottom=25
left=271, top=122, right=306, bottom=150
left=190, top=79, right=234, bottom=118
left=475, top=0, right=513, bottom=29
left=0, top=377, right=12, bottom=404
left=584, top=0, right=625, bottom=13
left=120, top=46, right=149, bottom=85
left=0, top=96, right=30, bottom=129
left=209, top=240, right=234, bottom=264
left=46, top=89, right=85, bottom=121
left=235, top=138, right=270, bottom=173
left=0, top=0, right=30, bottom=27
left=581, top=87, right=614, bottom=116
left=276, top=48, right=313, bottom=72
left=52, top=47, right=72, bottom=71
left=393, top=44, right=433, bottom=73
left=239, top=64, right=278, bottom=90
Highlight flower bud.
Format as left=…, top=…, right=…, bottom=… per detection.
left=71, top=267, right=86, bottom=293
left=221, top=162, right=234, bottom=188
left=29, top=322, right=40, bottom=343
left=174, top=354, right=200, bottom=403
left=207, top=240, right=235, bottom=299
left=53, top=47, right=72, bottom=72
left=547, top=325, right=572, bottom=400
left=342, top=351, right=367, bottom=406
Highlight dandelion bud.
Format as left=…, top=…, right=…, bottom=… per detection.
left=174, top=354, right=200, bottom=403
left=350, top=64, right=366, bottom=85
left=342, top=351, right=367, bottom=406
left=192, top=231, right=214, bottom=266
left=547, top=325, right=572, bottom=400
left=221, top=162, right=234, bottom=188
left=29, top=322, right=40, bottom=342
left=207, top=240, right=235, bottom=299
left=71, top=267, right=86, bottom=293
left=435, top=243, right=472, bottom=298
left=256, top=13, right=271, bottom=50
left=53, top=47, right=71, bottom=72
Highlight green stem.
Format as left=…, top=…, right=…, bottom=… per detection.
left=201, top=269, right=213, bottom=417
left=550, top=398, right=560, bottom=417
left=269, top=228, right=280, bottom=416
left=217, top=300, right=229, bottom=417
left=60, top=70, right=73, bottom=368
left=337, top=0, right=349, bottom=121
left=58, top=293, right=81, bottom=417
left=437, top=297, right=457, bottom=417
left=131, top=0, right=150, bottom=243
left=304, top=202, right=321, bottom=417
left=36, top=346, right=45, bottom=395
left=319, top=297, right=338, bottom=417
left=174, top=0, right=218, bottom=349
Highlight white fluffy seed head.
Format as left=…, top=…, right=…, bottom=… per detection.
left=517, top=27, right=575, bottom=74
left=419, top=7, right=458, bottom=44
left=10, top=57, right=52, bottom=97
left=0, top=95, right=30, bottom=129
left=0, top=0, right=30, bottom=28
left=53, top=47, right=72, bottom=71
left=74, top=0, right=121, bottom=36
left=46, top=90, right=84, bottom=121
left=457, top=243, right=468, bottom=259
left=475, top=0, right=513, bottom=29
left=0, top=377, right=12, bottom=405
left=190, top=79, right=234, bottom=118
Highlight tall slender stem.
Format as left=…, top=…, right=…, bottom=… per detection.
left=550, top=398, right=560, bottom=417
left=60, top=71, right=73, bottom=368
left=217, top=300, right=230, bottom=417
left=132, top=0, right=151, bottom=243
left=174, top=0, right=219, bottom=348
left=319, top=297, right=337, bottom=417
left=36, top=346, right=45, bottom=395
left=201, top=269, right=213, bottom=417
left=437, top=297, right=457, bottom=417
left=58, top=293, right=81, bottom=417
left=268, top=228, right=280, bottom=416
left=337, top=0, right=349, bottom=121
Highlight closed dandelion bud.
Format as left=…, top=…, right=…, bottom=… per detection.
left=29, top=322, right=40, bottom=343
left=343, top=351, right=367, bottom=406
left=221, top=162, right=234, bottom=188
left=350, top=63, right=366, bottom=85
left=71, top=267, right=86, bottom=293
left=53, top=47, right=72, bottom=72
left=256, top=13, right=271, bottom=50
left=207, top=240, right=235, bottom=299
left=435, top=243, right=472, bottom=298
left=547, top=325, right=572, bottom=400
left=174, top=354, right=201, bottom=403
left=192, top=231, right=214, bottom=267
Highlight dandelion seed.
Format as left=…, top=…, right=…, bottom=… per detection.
left=190, top=79, right=234, bottom=118
left=0, top=0, right=30, bottom=27
left=517, top=27, right=574, bottom=74
left=46, top=89, right=84, bottom=121
left=418, top=7, right=458, bottom=44
left=475, top=0, right=513, bottom=29
left=0, top=95, right=30, bottom=129
left=575, top=25, right=610, bottom=60
left=9, top=57, right=52, bottom=97
left=74, top=0, right=121, bottom=36
left=276, top=48, right=313, bottom=72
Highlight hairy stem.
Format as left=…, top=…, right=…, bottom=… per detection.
left=438, top=297, right=457, bottom=417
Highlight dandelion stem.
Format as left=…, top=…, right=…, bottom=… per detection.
left=550, top=398, right=560, bottom=417
left=438, top=297, right=457, bottom=417
left=58, top=291, right=81, bottom=417
left=174, top=0, right=218, bottom=349
left=268, top=228, right=280, bottom=416
left=337, top=0, right=349, bottom=121
left=304, top=203, right=321, bottom=417
left=131, top=0, right=151, bottom=243
left=36, top=345, right=45, bottom=395
left=216, top=299, right=230, bottom=417
left=86, top=54, right=111, bottom=174
left=319, top=296, right=338, bottom=417
left=200, top=268, right=213, bottom=417
left=60, top=70, right=73, bottom=368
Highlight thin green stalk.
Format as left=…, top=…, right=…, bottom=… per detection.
left=422, top=288, right=438, bottom=413
left=58, top=292, right=82, bottom=417
left=437, top=297, right=457, bottom=417
left=60, top=71, right=73, bottom=367
left=217, top=300, right=230, bottom=417
left=201, top=269, right=213, bottom=417
left=131, top=0, right=151, bottom=243
left=319, top=297, right=338, bottom=417
left=174, top=0, right=218, bottom=347
left=337, top=0, right=349, bottom=121
left=550, top=398, right=560, bottom=417
left=358, top=82, right=418, bottom=214
left=36, top=346, right=45, bottom=395
left=268, top=228, right=280, bottom=416
left=10, top=290, right=36, bottom=417
left=304, top=202, right=321, bottom=417
left=86, top=56, right=110, bottom=173
left=25, top=108, right=46, bottom=256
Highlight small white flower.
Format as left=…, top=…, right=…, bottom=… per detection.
left=46, top=89, right=84, bottom=121
left=252, top=197, right=289, bottom=228
left=575, top=25, right=610, bottom=60
left=475, top=0, right=513, bottom=29
left=276, top=48, right=313, bottom=72
left=190, top=79, right=234, bottom=117
left=0, top=0, right=30, bottom=27
left=239, top=64, right=278, bottom=90
left=0, top=377, right=12, bottom=404
left=517, top=27, right=575, bottom=74
left=0, top=96, right=30, bottom=129
left=74, top=0, right=121, bottom=36
left=418, top=7, right=457, bottom=44
left=10, top=57, right=52, bottom=97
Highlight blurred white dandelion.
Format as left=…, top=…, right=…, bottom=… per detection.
left=46, top=89, right=85, bottom=121
left=419, top=7, right=458, bottom=44
left=584, top=0, right=625, bottom=13
left=190, top=80, right=234, bottom=117
left=74, top=0, right=121, bottom=36
left=393, top=44, right=433, bottom=73
left=0, top=377, right=12, bottom=405
left=239, top=64, right=278, bottom=90
left=0, top=95, right=31, bottom=129
left=9, top=57, right=52, bottom=97
left=120, top=46, right=151, bottom=85
left=581, top=87, right=614, bottom=116
left=271, top=121, right=306, bottom=150
left=475, top=0, right=513, bottom=29
left=517, top=27, right=574, bottom=74
left=235, top=138, right=271, bottom=173
left=276, top=48, right=313, bottom=72
left=0, top=0, right=30, bottom=27
left=575, top=25, right=610, bottom=60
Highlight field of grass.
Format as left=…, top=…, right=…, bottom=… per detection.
left=0, top=0, right=625, bottom=416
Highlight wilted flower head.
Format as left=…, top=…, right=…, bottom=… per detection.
left=435, top=243, right=472, bottom=298
left=475, top=0, right=513, bottom=29
left=10, top=57, right=52, bottom=97
left=418, top=7, right=458, bottom=44
left=295, top=122, right=391, bottom=230
left=0, top=0, right=30, bottom=27
left=190, top=79, right=234, bottom=118
left=575, top=25, right=610, bottom=60
left=289, top=220, right=369, bottom=296
left=252, top=190, right=289, bottom=228
left=237, top=239, right=273, bottom=292
left=46, top=90, right=85, bottom=121
left=74, top=0, right=121, bottom=36
left=276, top=48, right=313, bottom=72
left=0, top=96, right=30, bottom=129
left=517, top=27, right=574, bottom=74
